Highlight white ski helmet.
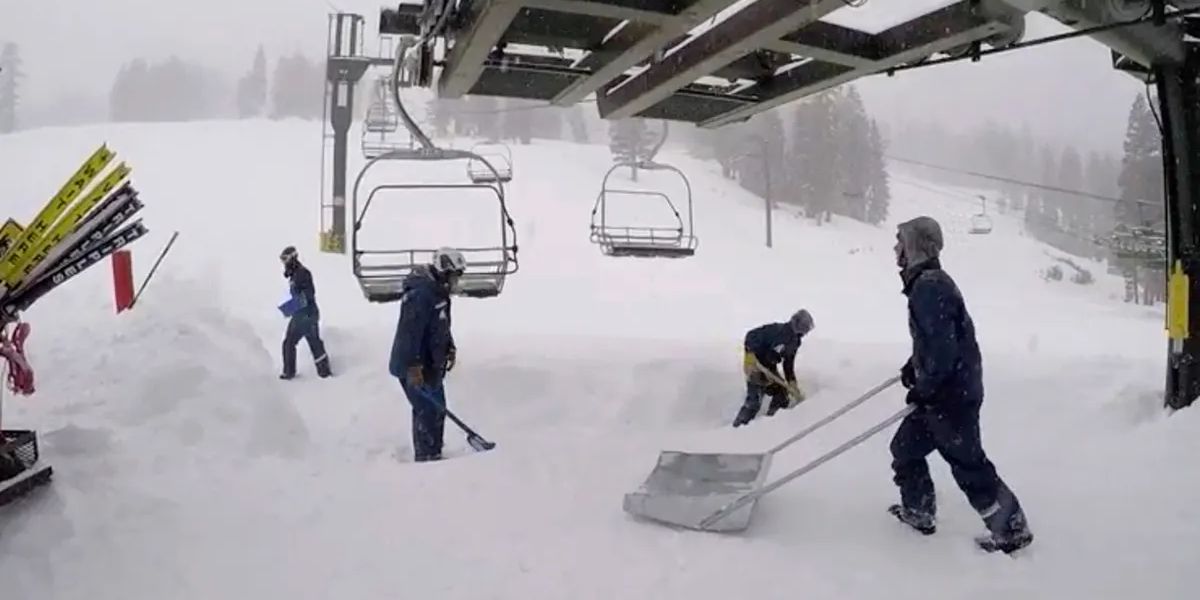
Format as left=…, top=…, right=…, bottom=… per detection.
left=432, top=247, right=468, bottom=276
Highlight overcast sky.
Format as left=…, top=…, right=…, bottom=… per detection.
left=1, top=0, right=1145, bottom=155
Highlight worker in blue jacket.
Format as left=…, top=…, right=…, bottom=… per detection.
left=389, top=248, right=467, bottom=462
left=279, top=246, right=332, bottom=380
left=888, top=216, right=1033, bottom=554
left=734, top=309, right=814, bottom=427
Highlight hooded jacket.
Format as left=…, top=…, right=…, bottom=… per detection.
left=388, top=265, right=456, bottom=380
left=897, top=217, right=983, bottom=408
left=284, top=260, right=319, bottom=319
left=745, top=323, right=803, bottom=381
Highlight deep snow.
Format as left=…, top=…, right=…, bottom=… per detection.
left=0, top=118, right=1195, bottom=599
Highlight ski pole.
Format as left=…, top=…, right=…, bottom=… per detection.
left=699, top=403, right=916, bottom=530
left=129, top=231, right=179, bottom=309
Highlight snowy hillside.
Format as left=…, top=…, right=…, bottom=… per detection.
left=0, top=119, right=1195, bottom=599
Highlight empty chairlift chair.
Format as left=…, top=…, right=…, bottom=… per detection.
left=361, top=77, right=409, bottom=159
left=589, top=161, right=698, bottom=258
left=968, top=195, right=993, bottom=234
left=466, top=142, right=514, bottom=183
left=350, top=148, right=519, bottom=302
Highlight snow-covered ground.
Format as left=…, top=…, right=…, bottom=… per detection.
left=0, top=119, right=1195, bottom=599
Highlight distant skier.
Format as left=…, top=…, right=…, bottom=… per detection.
left=389, top=248, right=467, bottom=462
left=734, top=309, right=814, bottom=427
left=888, top=216, right=1033, bottom=554
left=279, top=246, right=332, bottom=380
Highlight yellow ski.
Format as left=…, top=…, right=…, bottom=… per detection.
left=0, top=145, right=115, bottom=276
left=4, top=163, right=132, bottom=287
left=0, top=219, right=23, bottom=256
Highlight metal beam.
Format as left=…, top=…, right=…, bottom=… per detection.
left=553, top=0, right=734, bottom=105
left=521, top=0, right=678, bottom=25
left=764, top=40, right=872, bottom=68
left=770, top=21, right=879, bottom=67
left=702, top=2, right=1006, bottom=127
left=596, top=0, right=848, bottom=119
left=437, top=0, right=525, bottom=98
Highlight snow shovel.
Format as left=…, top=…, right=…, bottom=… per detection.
left=623, top=375, right=901, bottom=532
left=753, top=362, right=806, bottom=408
left=411, top=385, right=496, bottom=453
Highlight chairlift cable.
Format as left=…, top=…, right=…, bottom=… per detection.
left=886, top=154, right=1152, bottom=206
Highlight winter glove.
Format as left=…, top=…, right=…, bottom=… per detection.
left=406, top=364, right=424, bottom=387
left=445, top=346, right=457, bottom=372
left=787, top=379, right=806, bottom=404
left=905, top=388, right=933, bottom=407
left=900, top=361, right=916, bottom=389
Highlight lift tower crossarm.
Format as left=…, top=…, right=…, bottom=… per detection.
left=437, top=0, right=526, bottom=98
left=549, top=0, right=734, bottom=106
left=597, top=0, right=848, bottom=120
left=703, top=1, right=1011, bottom=127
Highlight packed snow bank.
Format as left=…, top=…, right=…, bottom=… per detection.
left=0, top=119, right=1194, bottom=599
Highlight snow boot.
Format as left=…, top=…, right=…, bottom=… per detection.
left=888, top=504, right=936, bottom=535
left=315, top=355, right=332, bottom=378
left=765, top=393, right=789, bottom=416
left=414, top=453, right=442, bottom=463
left=976, top=498, right=1033, bottom=554
left=279, top=372, right=295, bottom=380
left=732, top=404, right=758, bottom=427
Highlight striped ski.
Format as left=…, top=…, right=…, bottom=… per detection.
left=2, top=163, right=132, bottom=289
left=7, top=220, right=149, bottom=314
left=12, top=185, right=143, bottom=296
left=0, top=220, right=23, bottom=257
left=0, top=145, right=115, bottom=278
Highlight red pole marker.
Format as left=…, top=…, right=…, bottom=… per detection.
left=111, top=250, right=134, bottom=313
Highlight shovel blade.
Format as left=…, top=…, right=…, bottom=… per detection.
left=468, top=435, right=495, bottom=452
left=623, top=450, right=772, bottom=532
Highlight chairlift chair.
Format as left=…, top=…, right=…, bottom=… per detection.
left=350, top=148, right=519, bottom=302
left=466, top=142, right=514, bottom=183
left=361, top=77, right=409, bottom=159
left=968, top=214, right=993, bottom=235
left=589, top=160, right=698, bottom=258
left=968, top=195, right=993, bottom=235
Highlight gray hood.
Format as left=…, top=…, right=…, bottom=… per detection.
left=897, top=216, right=944, bottom=268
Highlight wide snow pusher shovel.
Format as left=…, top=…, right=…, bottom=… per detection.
left=622, top=375, right=906, bottom=532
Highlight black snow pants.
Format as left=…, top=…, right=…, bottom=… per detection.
left=400, top=377, right=447, bottom=461
left=891, top=402, right=1007, bottom=517
left=282, top=313, right=330, bottom=377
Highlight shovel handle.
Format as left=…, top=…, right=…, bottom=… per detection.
left=767, top=375, right=900, bottom=456
left=699, top=403, right=916, bottom=530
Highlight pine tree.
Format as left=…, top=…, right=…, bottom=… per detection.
left=733, top=110, right=785, bottom=204
left=607, top=118, right=656, bottom=180
left=110, top=59, right=148, bottom=122
left=832, top=86, right=873, bottom=221
left=1057, top=145, right=1084, bottom=233
left=270, top=53, right=323, bottom=119
left=566, top=105, right=589, bottom=144
left=788, top=93, right=839, bottom=223
left=863, top=119, right=891, bottom=225
left=0, top=43, right=23, bottom=133
left=236, top=45, right=268, bottom=118
left=1117, top=94, right=1164, bottom=227
left=501, top=99, right=533, bottom=144
left=427, top=97, right=453, bottom=137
